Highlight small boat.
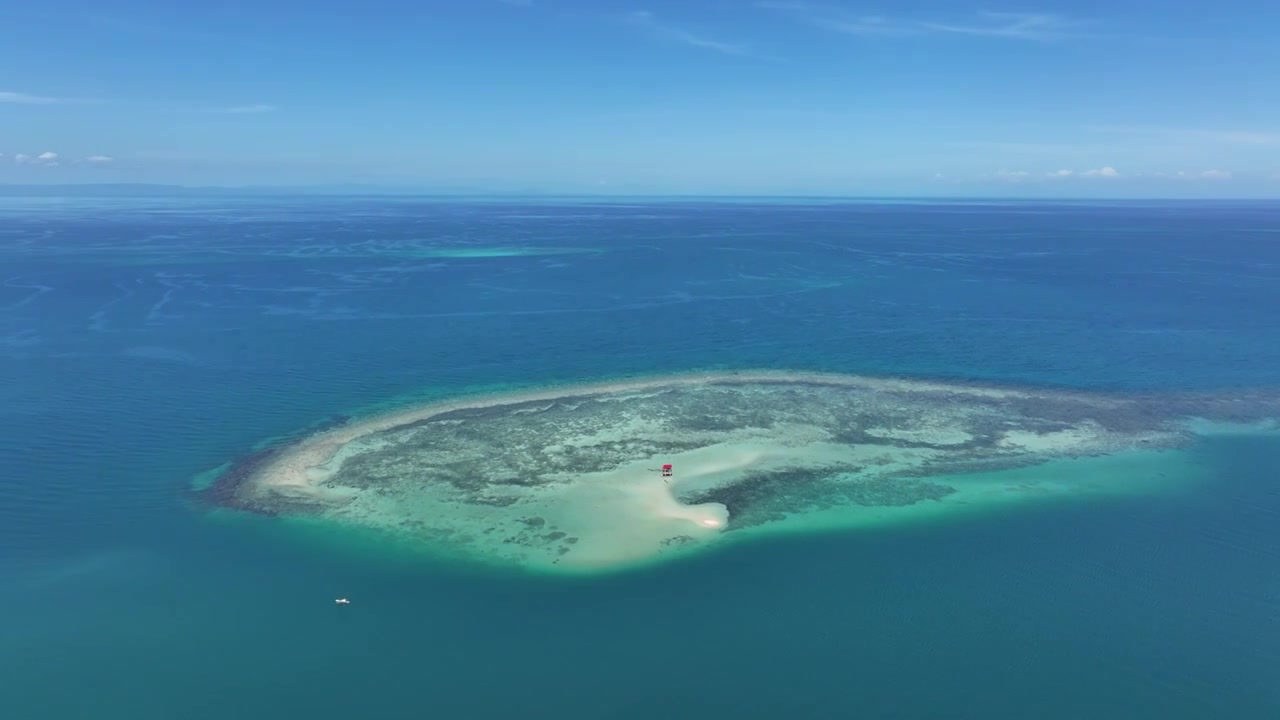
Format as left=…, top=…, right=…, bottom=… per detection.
left=335, top=598, right=351, bottom=605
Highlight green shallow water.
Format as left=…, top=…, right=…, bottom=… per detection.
left=206, top=372, right=1257, bottom=576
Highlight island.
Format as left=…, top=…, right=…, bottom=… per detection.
left=198, top=370, right=1280, bottom=574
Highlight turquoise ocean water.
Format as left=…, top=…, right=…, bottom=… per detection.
left=2, top=198, right=1278, bottom=718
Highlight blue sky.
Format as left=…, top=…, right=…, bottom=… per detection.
left=2, top=0, right=1279, bottom=196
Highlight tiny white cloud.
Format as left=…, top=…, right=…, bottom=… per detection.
left=36, top=151, right=59, bottom=161
left=1160, top=169, right=1231, bottom=181
left=13, top=153, right=30, bottom=164
left=994, top=169, right=1031, bottom=181
left=1048, top=169, right=1074, bottom=177
left=1081, top=166, right=1119, bottom=178
left=86, top=154, right=115, bottom=165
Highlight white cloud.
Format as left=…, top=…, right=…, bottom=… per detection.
left=1081, top=166, right=1119, bottom=177
left=921, top=12, right=1078, bottom=40
left=0, top=90, right=62, bottom=104
left=85, top=155, right=115, bottom=165
left=1048, top=169, right=1074, bottom=177
left=785, top=9, right=922, bottom=37
left=1151, top=170, right=1233, bottom=181
left=625, top=11, right=749, bottom=56
left=224, top=104, right=276, bottom=114
left=757, top=4, right=1082, bottom=41
left=994, top=169, right=1031, bottom=182
left=12, top=151, right=62, bottom=167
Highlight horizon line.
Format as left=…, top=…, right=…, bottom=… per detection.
left=0, top=182, right=1276, bottom=202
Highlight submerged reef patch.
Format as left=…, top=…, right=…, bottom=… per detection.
left=199, top=370, right=1280, bottom=573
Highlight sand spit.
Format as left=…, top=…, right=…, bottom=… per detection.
left=201, top=370, right=1278, bottom=573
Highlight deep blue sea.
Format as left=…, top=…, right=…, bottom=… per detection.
left=2, top=197, right=1278, bottom=719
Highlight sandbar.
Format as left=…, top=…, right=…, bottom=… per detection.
left=200, top=370, right=1280, bottom=574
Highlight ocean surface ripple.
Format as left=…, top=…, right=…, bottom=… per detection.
left=2, top=198, right=1279, bottom=720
